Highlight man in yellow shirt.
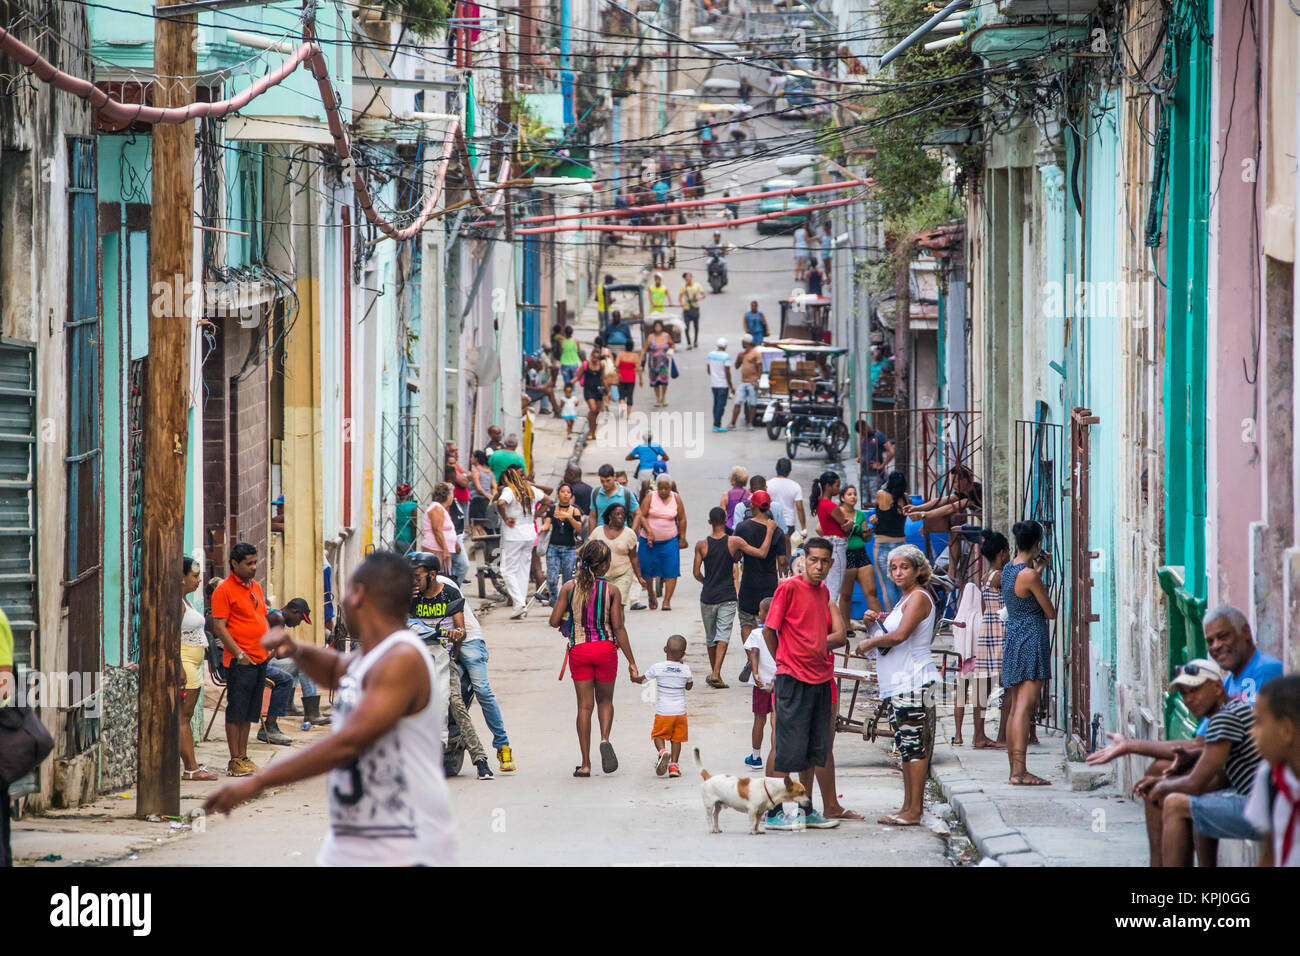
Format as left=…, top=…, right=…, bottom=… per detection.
left=0, top=606, right=13, bottom=707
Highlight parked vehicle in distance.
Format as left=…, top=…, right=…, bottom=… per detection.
left=757, top=178, right=811, bottom=234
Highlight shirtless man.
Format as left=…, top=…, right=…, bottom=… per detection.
left=730, top=334, right=764, bottom=430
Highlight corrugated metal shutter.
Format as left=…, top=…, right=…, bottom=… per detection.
left=0, top=340, right=37, bottom=665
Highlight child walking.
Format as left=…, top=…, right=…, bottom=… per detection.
left=633, top=634, right=693, bottom=777
left=560, top=382, right=580, bottom=437
left=742, top=596, right=777, bottom=770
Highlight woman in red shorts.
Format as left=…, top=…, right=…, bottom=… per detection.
left=550, top=539, right=641, bottom=776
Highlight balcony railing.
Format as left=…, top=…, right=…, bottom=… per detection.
left=1157, top=565, right=1206, bottom=739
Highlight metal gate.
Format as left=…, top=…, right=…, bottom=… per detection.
left=1014, top=406, right=1064, bottom=730
left=1070, top=408, right=1100, bottom=745
left=379, top=412, right=446, bottom=551
left=64, top=136, right=103, bottom=754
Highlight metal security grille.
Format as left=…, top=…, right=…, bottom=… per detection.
left=64, top=136, right=103, bottom=754
left=128, top=358, right=145, bottom=662
left=1014, top=409, right=1064, bottom=730
left=0, top=341, right=37, bottom=666
left=379, top=412, right=444, bottom=551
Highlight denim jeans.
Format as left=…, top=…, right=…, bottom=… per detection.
left=456, top=638, right=509, bottom=749
left=712, top=387, right=729, bottom=427
left=873, top=539, right=904, bottom=610
left=547, top=544, right=578, bottom=599
left=561, top=364, right=580, bottom=384
left=450, top=543, right=470, bottom=585
left=263, top=663, right=296, bottom=717
left=274, top=657, right=319, bottom=699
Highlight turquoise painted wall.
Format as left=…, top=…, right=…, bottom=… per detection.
left=1082, top=90, right=1122, bottom=726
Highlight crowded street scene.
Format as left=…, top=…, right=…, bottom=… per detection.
left=0, top=0, right=1298, bottom=912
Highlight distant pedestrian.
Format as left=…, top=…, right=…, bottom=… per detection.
left=179, top=558, right=217, bottom=781
left=706, top=337, right=734, bottom=431
left=564, top=464, right=594, bottom=514
left=421, top=482, right=458, bottom=574
left=211, top=542, right=270, bottom=777
left=488, top=434, right=526, bottom=482
left=721, top=465, right=750, bottom=531
left=694, top=505, right=775, bottom=689
left=729, top=334, right=763, bottom=429
left=793, top=221, right=810, bottom=281
left=806, top=260, right=825, bottom=297
left=641, top=319, right=674, bottom=407
left=631, top=635, right=693, bottom=777
left=857, top=418, right=893, bottom=499
left=820, top=221, right=834, bottom=281
left=626, top=430, right=669, bottom=492
left=578, top=338, right=610, bottom=439
left=493, top=465, right=543, bottom=615
left=766, top=458, right=807, bottom=536
left=837, top=485, right=882, bottom=628
left=549, top=539, right=641, bottom=777
left=952, top=531, right=1010, bottom=749
left=679, top=272, right=706, bottom=349
left=869, top=470, right=910, bottom=609
left=394, top=482, right=419, bottom=555
left=560, top=382, right=580, bottom=436
left=539, top=482, right=585, bottom=605
left=633, top=474, right=687, bottom=612
left=558, top=325, right=582, bottom=384
left=742, top=300, right=769, bottom=344
left=810, top=471, right=847, bottom=600
left=468, top=451, right=495, bottom=536
left=616, top=342, right=641, bottom=412
left=596, top=500, right=649, bottom=611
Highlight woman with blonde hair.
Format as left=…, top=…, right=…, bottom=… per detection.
left=549, top=538, right=641, bottom=777
left=719, top=465, right=750, bottom=531
left=854, top=543, right=939, bottom=826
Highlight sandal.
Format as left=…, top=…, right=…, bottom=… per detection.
left=705, top=676, right=729, bottom=689
left=1010, top=772, right=1051, bottom=786
left=600, top=740, right=619, bottom=774
left=182, top=766, right=218, bottom=782
left=877, top=814, right=921, bottom=827
left=824, top=809, right=866, bottom=822
left=573, top=766, right=591, bottom=778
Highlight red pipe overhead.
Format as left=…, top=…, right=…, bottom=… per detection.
left=513, top=196, right=857, bottom=235
left=470, top=178, right=870, bottom=228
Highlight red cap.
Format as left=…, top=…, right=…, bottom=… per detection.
left=750, top=490, right=772, bottom=511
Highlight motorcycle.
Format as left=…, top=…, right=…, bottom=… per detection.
left=409, top=617, right=475, bottom=777
left=707, top=250, right=728, bottom=293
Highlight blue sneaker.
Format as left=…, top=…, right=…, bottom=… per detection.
left=802, top=808, right=840, bottom=829
left=763, top=808, right=805, bottom=831
left=744, top=754, right=764, bottom=770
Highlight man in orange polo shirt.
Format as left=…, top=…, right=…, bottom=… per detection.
left=212, top=542, right=270, bottom=776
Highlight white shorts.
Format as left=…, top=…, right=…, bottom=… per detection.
left=736, top=382, right=758, bottom=406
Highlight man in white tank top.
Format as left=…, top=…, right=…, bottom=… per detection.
left=204, top=551, right=457, bottom=866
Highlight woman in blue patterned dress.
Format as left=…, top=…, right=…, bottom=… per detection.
left=1001, top=520, right=1056, bottom=786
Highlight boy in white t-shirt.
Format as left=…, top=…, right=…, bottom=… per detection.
left=633, top=634, right=693, bottom=777
left=742, top=596, right=777, bottom=770
left=1244, top=675, right=1300, bottom=867
left=559, top=383, right=581, bottom=436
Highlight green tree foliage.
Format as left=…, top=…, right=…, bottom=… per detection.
left=378, top=0, right=452, bottom=40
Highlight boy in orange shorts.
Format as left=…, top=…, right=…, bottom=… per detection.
left=633, top=634, right=693, bottom=776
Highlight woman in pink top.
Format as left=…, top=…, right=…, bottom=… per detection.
left=421, top=482, right=459, bottom=572
left=634, top=474, right=687, bottom=610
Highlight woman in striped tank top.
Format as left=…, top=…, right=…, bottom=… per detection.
left=550, top=539, right=641, bottom=777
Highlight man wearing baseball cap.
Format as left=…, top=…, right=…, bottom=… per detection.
left=1087, top=657, right=1263, bottom=865
left=705, top=337, right=734, bottom=432
left=267, top=598, right=332, bottom=729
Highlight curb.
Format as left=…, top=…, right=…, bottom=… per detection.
left=929, top=749, right=1049, bottom=867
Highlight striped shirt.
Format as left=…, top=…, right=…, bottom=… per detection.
left=571, top=578, right=615, bottom=646
left=1204, top=699, right=1262, bottom=795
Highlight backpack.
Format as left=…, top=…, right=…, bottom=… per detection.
left=0, top=703, right=54, bottom=787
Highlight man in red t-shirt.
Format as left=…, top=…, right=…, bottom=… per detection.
left=762, top=536, right=846, bottom=830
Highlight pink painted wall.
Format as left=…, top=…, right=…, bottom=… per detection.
left=1206, top=0, right=1263, bottom=613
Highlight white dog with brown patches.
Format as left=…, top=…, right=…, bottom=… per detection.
left=694, top=748, right=807, bottom=834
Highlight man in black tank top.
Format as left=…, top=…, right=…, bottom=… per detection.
left=693, top=506, right=776, bottom=688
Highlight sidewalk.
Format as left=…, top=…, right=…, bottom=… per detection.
left=928, top=710, right=1150, bottom=866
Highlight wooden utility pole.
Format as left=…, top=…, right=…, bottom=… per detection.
left=137, top=1, right=197, bottom=818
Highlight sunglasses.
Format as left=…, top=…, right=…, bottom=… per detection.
left=1175, top=663, right=1216, bottom=680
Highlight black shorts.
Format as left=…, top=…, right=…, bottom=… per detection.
left=225, top=660, right=268, bottom=724
left=846, top=547, right=870, bottom=569
left=583, top=385, right=605, bottom=403
left=772, top=674, right=833, bottom=773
